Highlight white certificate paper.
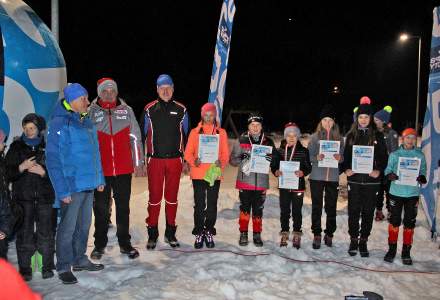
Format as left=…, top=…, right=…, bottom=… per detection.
left=198, top=134, right=219, bottom=163
left=249, top=144, right=273, bottom=174
left=352, top=145, right=374, bottom=174
left=396, top=157, right=421, bottom=187
left=318, top=140, right=340, bottom=168
left=279, top=161, right=300, bottom=189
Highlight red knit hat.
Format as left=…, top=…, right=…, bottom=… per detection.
left=402, top=128, right=417, bottom=138
left=0, top=259, right=42, bottom=300
left=201, top=103, right=217, bottom=117
left=97, top=77, right=118, bottom=96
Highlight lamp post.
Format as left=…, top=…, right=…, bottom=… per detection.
left=399, top=33, right=422, bottom=133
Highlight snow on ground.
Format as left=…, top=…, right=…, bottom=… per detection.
left=6, top=137, right=440, bottom=300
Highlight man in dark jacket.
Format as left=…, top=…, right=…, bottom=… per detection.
left=88, top=78, right=143, bottom=260
left=143, top=74, right=189, bottom=250
left=0, top=130, right=12, bottom=260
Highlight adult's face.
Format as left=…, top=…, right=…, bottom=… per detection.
left=100, top=88, right=117, bottom=102
left=357, top=114, right=370, bottom=128
left=321, top=117, right=334, bottom=131
left=23, top=122, right=38, bottom=139
left=248, top=122, right=262, bottom=136
left=157, top=85, right=174, bottom=102
left=70, top=96, right=90, bottom=114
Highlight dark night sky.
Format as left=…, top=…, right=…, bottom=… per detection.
left=25, top=0, right=440, bottom=134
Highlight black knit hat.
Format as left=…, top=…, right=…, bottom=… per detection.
left=356, top=96, right=372, bottom=116
left=247, top=114, right=263, bottom=125
left=319, top=104, right=336, bottom=120
left=22, top=113, right=46, bottom=132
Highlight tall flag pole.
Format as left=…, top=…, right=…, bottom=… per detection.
left=208, top=0, right=236, bottom=124
left=421, top=6, right=440, bottom=240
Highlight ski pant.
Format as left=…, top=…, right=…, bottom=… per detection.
left=389, top=194, right=418, bottom=229
left=93, top=174, right=132, bottom=249
left=279, top=189, right=304, bottom=232
left=347, top=183, right=379, bottom=239
left=376, top=179, right=391, bottom=211
left=146, top=157, right=183, bottom=227
left=192, top=180, right=220, bottom=235
left=0, top=239, right=7, bottom=259
left=238, top=190, right=266, bottom=233
left=310, top=180, right=338, bottom=237
left=16, top=201, right=54, bottom=272
left=56, top=191, right=93, bottom=273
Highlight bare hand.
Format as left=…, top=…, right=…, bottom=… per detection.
left=194, top=158, right=201, bottom=167
left=274, top=170, right=282, bottom=177
left=97, top=185, right=105, bottom=192
left=134, top=165, right=145, bottom=177
left=333, top=154, right=341, bottom=161
left=295, top=170, right=304, bottom=177
left=369, top=170, right=380, bottom=178
left=317, top=154, right=325, bottom=161
left=345, top=169, right=354, bottom=177
left=215, top=160, right=221, bottom=168
left=28, top=164, right=45, bottom=177
left=62, top=196, right=72, bottom=204
left=0, top=231, right=5, bottom=240
left=19, top=156, right=36, bottom=172
left=182, top=161, right=190, bottom=176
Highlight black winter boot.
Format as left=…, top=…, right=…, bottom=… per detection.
left=164, top=224, right=180, bottom=248
left=194, top=232, right=204, bottom=249
left=348, top=238, right=359, bottom=256
left=384, top=243, right=397, bottom=263
left=204, top=230, right=215, bottom=248
left=253, top=232, right=263, bottom=247
left=402, top=244, right=413, bottom=265
left=239, top=232, right=248, bottom=246
left=146, top=226, right=159, bottom=250
left=358, top=238, right=369, bottom=257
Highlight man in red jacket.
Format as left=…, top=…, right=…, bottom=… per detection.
left=88, top=77, right=144, bottom=259
left=143, top=74, right=189, bottom=250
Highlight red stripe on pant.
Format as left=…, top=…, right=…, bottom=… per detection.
left=146, top=157, right=183, bottom=227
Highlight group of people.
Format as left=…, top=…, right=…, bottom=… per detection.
left=0, top=74, right=428, bottom=286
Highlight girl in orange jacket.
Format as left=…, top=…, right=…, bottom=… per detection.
left=184, top=103, right=229, bottom=249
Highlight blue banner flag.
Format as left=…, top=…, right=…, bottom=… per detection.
left=421, top=6, right=440, bottom=237
left=208, top=0, right=236, bottom=124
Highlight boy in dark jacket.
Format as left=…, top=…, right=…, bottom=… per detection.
left=5, top=114, right=55, bottom=281
left=273, top=123, right=311, bottom=248
left=0, top=130, right=12, bottom=260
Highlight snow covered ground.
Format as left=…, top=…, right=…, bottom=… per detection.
left=6, top=138, right=440, bottom=300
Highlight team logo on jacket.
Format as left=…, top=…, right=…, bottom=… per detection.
left=94, top=111, right=103, bottom=117
left=116, top=115, right=127, bottom=120
left=115, top=109, right=128, bottom=114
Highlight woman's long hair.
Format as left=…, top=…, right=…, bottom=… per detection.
left=346, top=116, right=377, bottom=146
left=314, top=121, right=341, bottom=141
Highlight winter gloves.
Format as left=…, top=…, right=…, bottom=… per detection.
left=387, top=172, right=427, bottom=185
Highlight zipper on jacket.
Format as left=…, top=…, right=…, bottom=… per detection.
left=108, top=108, right=116, bottom=176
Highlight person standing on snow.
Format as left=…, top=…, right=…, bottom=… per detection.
left=184, top=103, right=229, bottom=249
left=373, top=105, right=398, bottom=222
left=230, top=114, right=279, bottom=247
left=88, top=78, right=144, bottom=260
left=46, top=83, right=105, bottom=284
left=143, top=74, right=189, bottom=250
left=0, top=130, right=12, bottom=261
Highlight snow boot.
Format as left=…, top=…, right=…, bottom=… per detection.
left=59, top=271, right=78, bottom=284
left=375, top=210, right=385, bottom=221
left=194, top=232, right=204, bottom=249
left=205, top=230, right=215, bottom=248
left=42, top=269, right=54, bottom=279
left=292, top=231, right=302, bottom=249
left=358, top=238, right=369, bottom=257
left=348, top=237, right=359, bottom=256
left=90, top=247, right=105, bottom=260
left=120, top=245, right=140, bottom=259
left=324, top=234, right=333, bottom=247
left=146, top=226, right=159, bottom=250
left=280, top=231, right=289, bottom=247
left=239, top=232, right=248, bottom=246
left=164, top=224, right=180, bottom=248
left=384, top=243, right=397, bottom=263
left=312, top=235, right=321, bottom=249
left=253, top=232, right=263, bottom=247
left=401, top=245, right=413, bottom=265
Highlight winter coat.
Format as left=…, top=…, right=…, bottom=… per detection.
left=5, top=138, right=54, bottom=204
left=46, top=101, right=105, bottom=207
left=0, top=153, right=12, bottom=236
left=230, top=132, right=278, bottom=190
left=385, top=145, right=427, bottom=198
left=308, top=130, right=345, bottom=182
left=184, top=122, right=229, bottom=180
left=273, top=140, right=311, bottom=191
left=382, top=127, right=399, bottom=154
left=88, top=98, right=144, bottom=176
left=341, top=128, right=388, bottom=185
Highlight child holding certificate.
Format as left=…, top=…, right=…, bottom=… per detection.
left=308, top=104, right=344, bottom=249
left=341, top=97, right=388, bottom=257
left=273, top=123, right=311, bottom=248
left=230, top=114, right=278, bottom=247
left=383, top=128, right=426, bottom=265
left=184, top=103, right=230, bottom=249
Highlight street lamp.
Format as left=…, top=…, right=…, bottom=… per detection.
left=399, top=33, right=422, bottom=133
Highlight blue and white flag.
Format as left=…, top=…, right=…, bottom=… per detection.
left=208, top=0, right=236, bottom=124
left=421, top=6, right=440, bottom=237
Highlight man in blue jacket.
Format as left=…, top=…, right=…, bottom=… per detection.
left=46, top=83, right=105, bottom=284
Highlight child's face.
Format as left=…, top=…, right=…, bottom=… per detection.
left=286, top=132, right=297, bottom=145
left=321, top=117, right=334, bottom=131
left=358, top=114, right=370, bottom=128
left=403, top=135, right=416, bottom=149
left=374, top=117, right=384, bottom=129
left=248, top=122, right=262, bottom=135
left=23, top=123, right=38, bottom=139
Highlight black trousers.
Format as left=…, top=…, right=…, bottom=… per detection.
left=0, top=239, right=7, bottom=259
left=239, top=190, right=265, bottom=218
left=376, top=179, right=391, bottom=211
left=93, top=174, right=132, bottom=249
left=347, top=183, right=379, bottom=239
left=279, top=189, right=304, bottom=232
left=192, top=180, right=221, bottom=235
left=389, top=194, right=419, bottom=229
left=310, top=180, right=339, bottom=237
left=16, top=201, right=54, bottom=272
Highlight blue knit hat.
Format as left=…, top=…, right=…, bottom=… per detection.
left=374, top=106, right=393, bottom=124
left=156, top=74, right=174, bottom=87
left=63, top=83, right=88, bottom=103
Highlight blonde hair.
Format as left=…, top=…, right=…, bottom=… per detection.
left=314, top=121, right=341, bottom=141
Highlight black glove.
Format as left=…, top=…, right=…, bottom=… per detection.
left=265, top=153, right=272, bottom=162
left=386, top=172, right=399, bottom=181
left=240, top=152, right=250, bottom=160
left=417, top=175, right=427, bottom=185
